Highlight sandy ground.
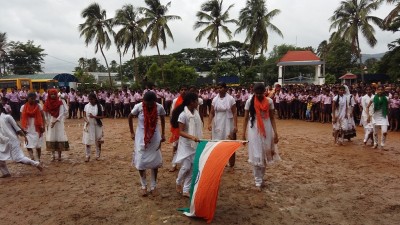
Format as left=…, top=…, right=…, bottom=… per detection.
left=0, top=117, right=399, bottom=225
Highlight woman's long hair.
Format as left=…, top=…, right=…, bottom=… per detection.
left=249, top=83, right=266, bottom=128
left=88, top=93, right=103, bottom=126
left=170, top=92, right=198, bottom=128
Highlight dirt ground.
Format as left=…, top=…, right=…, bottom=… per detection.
left=0, top=117, right=399, bottom=225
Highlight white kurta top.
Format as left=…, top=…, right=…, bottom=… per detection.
left=245, top=98, right=280, bottom=166
left=0, top=113, right=29, bottom=162
left=332, top=95, right=349, bottom=131
left=20, top=104, right=44, bottom=148
left=131, top=102, right=166, bottom=170
left=45, top=104, right=69, bottom=151
left=174, top=109, right=203, bottom=164
left=82, top=103, right=104, bottom=145
left=211, top=93, right=235, bottom=140
left=361, top=94, right=374, bottom=128
left=370, top=96, right=390, bottom=126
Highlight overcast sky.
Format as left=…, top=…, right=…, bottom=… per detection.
left=1, top=0, right=397, bottom=73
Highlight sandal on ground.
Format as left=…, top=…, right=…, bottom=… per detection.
left=182, top=192, right=190, bottom=198
left=176, top=184, right=183, bottom=194
left=169, top=165, right=177, bottom=172
left=36, top=163, right=43, bottom=172
left=150, top=188, right=159, bottom=197
left=141, top=187, right=148, bottom=197
left=0, top=173, right=11, bottom=178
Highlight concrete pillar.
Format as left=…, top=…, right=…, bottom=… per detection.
left=278, top=66, right=283, bottom=86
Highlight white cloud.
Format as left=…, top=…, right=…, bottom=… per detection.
left=0, top=0, right=396, bottom=73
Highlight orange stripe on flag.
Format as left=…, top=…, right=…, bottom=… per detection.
left=193, top=142, right=242, bottom=223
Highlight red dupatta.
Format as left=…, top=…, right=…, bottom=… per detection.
left=143, top=102, right=158, bottom=148
left=169, top=95, right=183, bottom=143
left=254, top=96, right=270, bottom=137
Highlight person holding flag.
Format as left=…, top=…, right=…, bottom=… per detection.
left=170, top=92, right=202, bottom=197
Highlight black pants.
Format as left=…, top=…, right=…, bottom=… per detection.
left=69, top=102, right=77, bottom=118
left=10, top=102, right=20, bottom=121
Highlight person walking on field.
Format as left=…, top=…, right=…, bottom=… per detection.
left=360, top=87, right=374, bottom=145
left=0, top=104, right=43, bottom=178
left=129, top=91, right=166, bottom=197
left=82, top=93, right=104, bottom=162
left=43, top=89, right=69, bottom=161
left=208, top=82, right=238, bottom=170
left=20, top=93, right=45, bottom=161
left=367, top=86, right=390, bottom=149
left=242, top=83, right=280, bottom=191
left=169, top=85, right=187, bottom=172
left=171, top=92, right=202, bottom=197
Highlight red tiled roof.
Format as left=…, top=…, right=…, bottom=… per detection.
left=339, top=73, right=357, bottom=80
left=279, top=51, right=320, bottom=62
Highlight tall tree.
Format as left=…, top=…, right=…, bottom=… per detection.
left=0, top=32, right=9, bottom=75
left=79, top=3, right=113, bottom=86
left=7, top=41, right=46, bottom=74
left=139, top=0, right=181, bottom=83
left=384, top=0, right=400, bottom=29
left=329, top=0, right=383, bottom=81
left=236, top=0, right=283, bottom=67
left=113, top=4, right=148, bottom=84
left=194, top=0, right=237, bottom=61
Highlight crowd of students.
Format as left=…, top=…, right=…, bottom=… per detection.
left=0, top=80, right=397, bottom=197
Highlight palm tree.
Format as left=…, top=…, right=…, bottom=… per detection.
left=0, top=32, right=9, bottom=75
left=194, top=0, right=237, bottom=61
left=329, top=0, right=383, bottom=81
left=113, top=4, right=148, bottom=84
left=235, top=0, right=283, bottom=67
left=384, top=0, right=400, bottom=30
left=79, top=3, right=113, bottom=86
left=317, top=40, right=330, bottom=60
left=139, top=0, right=181, bottom=83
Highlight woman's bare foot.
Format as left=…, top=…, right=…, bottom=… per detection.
left=182, top=192, right=190, bottom=198
left=85, top=156, right=90, bottom=162
left=150, top=188, right=159, bottom=197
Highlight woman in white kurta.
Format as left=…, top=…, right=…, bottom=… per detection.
left=343, top=85, right=356, bottom=140
left=0, top=106, right=43, bottom=178
left=44, top=89, right=69, bottom=161
left=128, top=91, right=166, bottom=197
left=172, top=92, right=202, bottom=197
left=332, top=86, right=349, bottom=145
left=360, top=87, right=374, bottom=145
left=82, top=93, right=104, bottom=162
left=208, top=83, right=237, bottom=168
left=242, top=83, right=279, bottom=191
left=367, top=86, right=390, bottom=149
left=20, top=93, right=45, bottom=161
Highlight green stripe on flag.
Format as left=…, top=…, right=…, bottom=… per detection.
left=178, top=140, right=208, bottom=213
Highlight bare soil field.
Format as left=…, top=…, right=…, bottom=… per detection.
left=1, top=117, right=399, bottom=225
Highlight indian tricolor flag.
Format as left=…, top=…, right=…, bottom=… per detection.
left=180, top=140, right=242, bottom=223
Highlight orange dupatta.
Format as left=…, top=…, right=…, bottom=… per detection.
left=254, top=96, right=270, bottom=137
left=21, top=103, right=44, bottom=133
left=169, top=96, right=183, bottom=143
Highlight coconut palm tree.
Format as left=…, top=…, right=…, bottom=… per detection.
left=79, top=3, right=113, bottom=86
left=384, top=0, right=400, bottom=30
left=139, top=0, right=181, bottom=83
left=317, top=40, right=330, bottom=60
left=235, top=0, right=283, bottom=67
left=329, top=0, right=383, bottom=81
left=0, top=32, right=9, bottom=75
left=113, top=4, right=148, bottom=84
left=194, top=0, right=237, bottom=61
